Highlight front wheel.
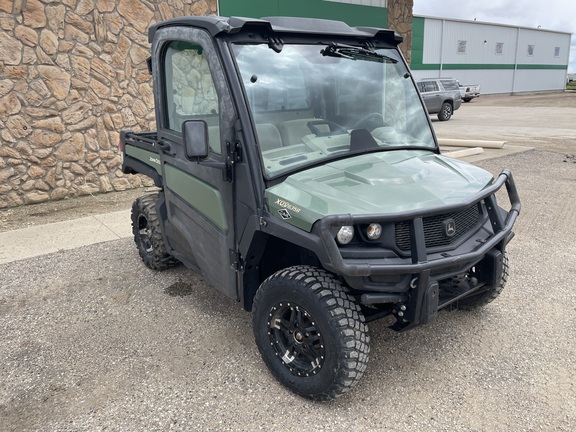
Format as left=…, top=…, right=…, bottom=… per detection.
left=252, top=266, right=369, bottom=401
left=437, top=102, right=453, bottom=121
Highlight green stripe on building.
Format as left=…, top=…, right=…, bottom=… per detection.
left=411, top=16, right=425, bottom=68
left=516, top=64, right=567, bottom=70
left=218, top=0, right=387, bottom=28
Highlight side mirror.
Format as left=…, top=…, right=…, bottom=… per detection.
left=182, top=120, right=209, bottom=160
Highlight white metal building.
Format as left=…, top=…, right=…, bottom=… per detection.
left=218, top=1, right=571, bottom=95
left=411, top=16, right=572, bottom=94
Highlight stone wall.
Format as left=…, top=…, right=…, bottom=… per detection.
left=387, top=0, right=413, bottom=64
left=0, top=0, right=216, bottom=208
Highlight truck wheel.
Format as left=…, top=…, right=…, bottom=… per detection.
left=457, top=253, right=509, bottom=310
left=131, top=194, right=179, bottom=270
left=437, top=102, right=453, bottom=121
left=252, top=265, right=369, bottom=401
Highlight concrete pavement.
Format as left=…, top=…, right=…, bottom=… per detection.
left=0, top=210, right=132, bottom=265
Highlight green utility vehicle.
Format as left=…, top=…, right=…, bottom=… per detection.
left=121, top=16, right=520, bottom=400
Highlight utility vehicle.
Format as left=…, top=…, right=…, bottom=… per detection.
left=121, top=16, right=520, bottom=400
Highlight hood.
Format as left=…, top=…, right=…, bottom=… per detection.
left=266, top=150, right=494, bottom=231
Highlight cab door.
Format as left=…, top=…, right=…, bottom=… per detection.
left=153, top=29, right=238, bottom=299
left=417, top=80, right=442, bottom=113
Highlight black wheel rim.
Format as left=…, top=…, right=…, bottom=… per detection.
left=137, top=215, right=153, bottom=253
left=267, top=302, right=325, bottom=377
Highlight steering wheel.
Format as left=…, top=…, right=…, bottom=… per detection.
left=307, top=120, right=348, bottom=137
left=351, top=113, right=386, bottom=132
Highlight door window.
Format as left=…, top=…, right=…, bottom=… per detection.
left=418, top=81, right=439, bottom=93
left=163, top=41, right=221, bottom=153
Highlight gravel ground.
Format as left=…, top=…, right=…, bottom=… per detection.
left=1, top=94, right=576, bottom=431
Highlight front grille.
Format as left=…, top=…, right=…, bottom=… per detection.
left=395, top=204, right=482, bottom=251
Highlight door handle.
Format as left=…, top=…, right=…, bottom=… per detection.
left=157, top=141, right=176, bottom=156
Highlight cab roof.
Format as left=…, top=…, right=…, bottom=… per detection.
left=148, top=15, right=402, bottom=45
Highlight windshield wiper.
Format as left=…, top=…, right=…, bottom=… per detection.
left=320, top=42, right=397, bottom=63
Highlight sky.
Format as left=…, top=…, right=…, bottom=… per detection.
left=413, top=0, right=575, bottom=73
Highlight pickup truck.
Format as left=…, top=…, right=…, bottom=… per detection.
left=458, top=81, right=481, bottom=102
left=120, top=15, right=520, bottom=401
left=416, top=78, right=462, bottom=121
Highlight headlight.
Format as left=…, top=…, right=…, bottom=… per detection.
left=336, top=226, right=354, bottom=245
left=366, top=223, right=382, bottom=240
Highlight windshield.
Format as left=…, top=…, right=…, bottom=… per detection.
left=232, top=43, right=435, bottom=178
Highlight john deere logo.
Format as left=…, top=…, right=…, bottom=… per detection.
left=444, top=219, right=456, bottom=238
left=278, top=209, right=292, bottom=219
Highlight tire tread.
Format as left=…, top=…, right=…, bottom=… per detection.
left=253, top=265, right=369, bottom=401
left=131, top=194, right=179, bottom=271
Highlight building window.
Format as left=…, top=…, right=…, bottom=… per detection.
left=495, top=42, right=504, bottom=55
left=554, top=47, right=560, bottom=57
left=457, top=40, right=467, bottom=54
left=527, top=44, right=535, bottom=56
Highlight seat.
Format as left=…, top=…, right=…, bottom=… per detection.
left=277, top=118, right=317, bottom=147
left=255, top=123, right=283, bottom=151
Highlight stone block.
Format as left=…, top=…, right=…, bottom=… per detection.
left=1, top=129, right=16, bottom=144
left=28, top=165, right=46, bottom=178
left=4, top=66, right=27, bottom=79
left=0, top=32, right=23, bottom=65
left=26, top=107, right=58, bottom=119
left=30, top=79, right=51, bottom=97
left=38, top=65, right=71, bottom=100
left=40, top=29, right=58, bottom=55
left=118, top=0, right=154, bottom=33
left=0, top=0, right=13, bottom=13
left=50, top=187, right=69, bottom=200
left=0, top=93, right=22, bottom=117
left=0, top=79, right=14, bottom=97
left=15, top=25, right=38, bottom=47
left=76, top=0, right=95, bottom=15
left=46, top=5, right=65, bottom=33
left=65, top=11, right=94, bottom=35
left=68, top=116, right=97, bottom=131
left=64, top=24, right=89, bottom=45
left=104, top=11, right=123, bottom=36
left=28, top=130, right=61, bottom=147
left=6, top=115, right=32, bottom=138
left=111, top=177, right=131, bottom=191
left=35, top=179, right=50, bottom=191
left=99, top=175, right=114, bottom=192
left=0, top=167, right=16, bottom=183
left=54, top=134, right=85, bottom=161
left=62, top=101, right=91, bottom=124
left=25, top=191, right=50, bottom=204
left=23, top=0, right=46, bottom=28
left=32, top=116, right=65, bottom=133
left=78, top=183, right=101, bottom=195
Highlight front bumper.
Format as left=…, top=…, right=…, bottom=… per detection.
left=315, top=170, right=520, bottom=327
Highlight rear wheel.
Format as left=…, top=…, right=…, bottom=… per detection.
left=463, top=97, right=472, bottom=102
left=252, top=265, right=369, bottom=401
left=437, top=102, right=453, bottom=121
left=131, top=194, right=179, bottom=270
